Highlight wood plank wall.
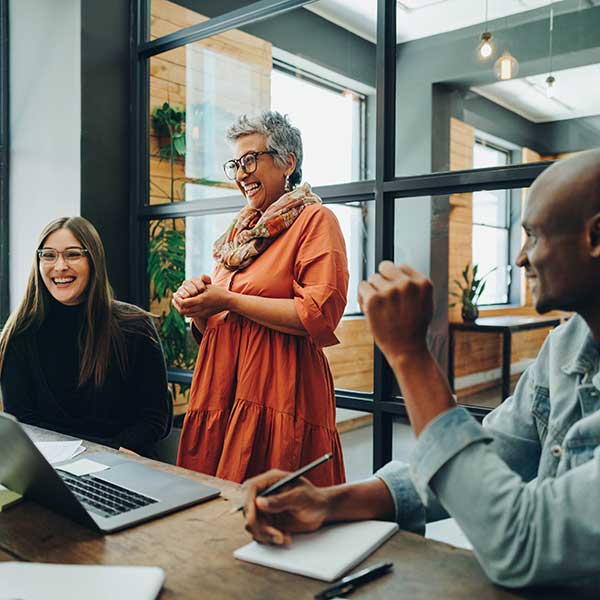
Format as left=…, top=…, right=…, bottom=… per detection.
left=324, top=318, right=374, bottom=392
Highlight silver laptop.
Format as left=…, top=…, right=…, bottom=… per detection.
left=0, top=412, right=220, bottom=533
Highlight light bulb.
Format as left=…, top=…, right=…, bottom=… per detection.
left=494, top=51, right=519, bottom=81
left=477, top=32, right=494, bottom=60
left=545, top=75, right=556, bottom=98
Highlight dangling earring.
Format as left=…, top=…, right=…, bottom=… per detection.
left=284, top=174, right=291, bottom=192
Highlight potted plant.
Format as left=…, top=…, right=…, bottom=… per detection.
left=450, top=263, right=495, bottom=322
left=151, top=102, right=186, bottom=204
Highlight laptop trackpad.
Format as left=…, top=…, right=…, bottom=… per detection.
left=83, top=452, right=211, bottom=499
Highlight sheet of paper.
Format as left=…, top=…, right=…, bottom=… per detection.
left=425, top=518, right=473, bottom=551
left=35, top=440, right=86, bottom=464
left=0, top=484, right=23, bottom=511
left=56, top=458, right=110, bottom=477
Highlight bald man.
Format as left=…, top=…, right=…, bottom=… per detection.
left=241, top=149, right=600, bottom=588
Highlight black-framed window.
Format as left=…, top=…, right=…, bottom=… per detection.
left=270, top=58, right=371, bottom=315
left=0, top=0, right=8, bottom=325
left=132, top=0, right=600, bottom=471
left=472, top=139, right=512, bottom=305
left=271, top=59, right=368, bottom=185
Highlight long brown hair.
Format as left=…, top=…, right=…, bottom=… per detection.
left=0, top=217, right=154, bottom=388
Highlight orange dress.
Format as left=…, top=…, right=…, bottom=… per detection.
left=177, top=204, right=348, bottom=486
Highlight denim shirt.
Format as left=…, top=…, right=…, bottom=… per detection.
left=375, top=314, right=600, bottom=588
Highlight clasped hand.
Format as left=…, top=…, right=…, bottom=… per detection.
left=171, top=274, right=230, bottom=320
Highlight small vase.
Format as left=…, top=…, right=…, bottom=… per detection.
left=462, top=304, right=479, bottom=322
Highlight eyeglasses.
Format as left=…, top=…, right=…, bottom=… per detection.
left=37, top=247, right=90, bottom=264
left=223, top=151, right=277, bottom=181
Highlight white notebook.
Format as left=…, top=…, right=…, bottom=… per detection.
left=234, top=520, right=399, bottom=581
left=0, top=563, right=165, bottom=600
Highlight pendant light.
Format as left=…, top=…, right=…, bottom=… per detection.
left=477, top=0, right=494, bottom=60
left=493, top=13, right=519, bottom=81
left=494, top=51, right=519, bottom=80
left=545, top=3, right=556, bottom=97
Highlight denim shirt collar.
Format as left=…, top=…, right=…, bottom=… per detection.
left=561, top=317, right=600, bottom=386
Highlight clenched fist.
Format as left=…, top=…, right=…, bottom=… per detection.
left=358, top=261, right=433, bottom=362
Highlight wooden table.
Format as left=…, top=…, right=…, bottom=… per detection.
left=448, top=316, right=562, bottom=403
left=0, top=426, right=593, bottom=599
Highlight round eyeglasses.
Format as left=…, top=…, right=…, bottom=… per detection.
left=223, top=150, right=277, bottom=181
left=37, top=247, right=90, bottom=264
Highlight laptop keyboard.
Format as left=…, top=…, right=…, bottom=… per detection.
left=58, top=470, right=157, bottom=518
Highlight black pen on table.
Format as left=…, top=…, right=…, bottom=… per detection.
left=231, top=452, right=333, bottom=514
left=314, top=562, right=394, bottom=599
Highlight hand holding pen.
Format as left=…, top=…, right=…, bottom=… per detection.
left=240, top=453, right=334, bottom=546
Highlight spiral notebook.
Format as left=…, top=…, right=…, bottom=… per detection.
left=234, top=520, right=399, bottom=582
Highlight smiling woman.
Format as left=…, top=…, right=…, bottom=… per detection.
left=0, top=217, right=172, bottom=456
left=37, top=228, right=91, bottom=306
left=173, top=112, right=349, bottom=485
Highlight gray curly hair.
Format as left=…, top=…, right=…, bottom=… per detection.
left=225, top=111, right=303, bottom=188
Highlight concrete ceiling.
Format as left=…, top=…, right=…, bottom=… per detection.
left=306, top=0, right=554, bottom=43
left=472, top=63, right=600, bottom=122
left=305, top=0, right=600, bottom=122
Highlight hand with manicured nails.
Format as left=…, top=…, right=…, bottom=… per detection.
left=241, top=469, right=331, bottom=545
left=358, top=261, right=434, bottom=363
left=172, top=274, right=212, bottom=302
left=172, top=274, right=217, bottom=332
left=173, top=283, right=231, bottom=319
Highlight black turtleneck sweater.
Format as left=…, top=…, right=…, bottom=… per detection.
left=1, top=298, right=171, bottom=456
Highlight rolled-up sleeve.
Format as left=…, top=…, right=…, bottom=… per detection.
left=374, top=461, right=427, bottom=534
left=410, top=407, right=493, bottom=504
left=411, top=406, right=600, bottom=587
left=293, top=207, right=349, bottom=348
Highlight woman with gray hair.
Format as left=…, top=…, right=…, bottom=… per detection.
left=172, top=111, right=348, bottom=486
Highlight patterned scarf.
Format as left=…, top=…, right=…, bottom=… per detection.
left=213, top=183, right=321, bottom=271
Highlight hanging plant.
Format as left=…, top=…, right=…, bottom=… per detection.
left=151, top=102, right=186, bottom=204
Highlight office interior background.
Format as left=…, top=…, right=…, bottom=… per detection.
left=1, top=0, right=599, bottom=477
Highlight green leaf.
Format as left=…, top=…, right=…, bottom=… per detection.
left=173, top=135, right=186, bottom=156
left=477, top=280, right=487, bottom=299
left=462, top=264, right=470, bottom=284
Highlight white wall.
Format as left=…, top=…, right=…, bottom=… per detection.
left=9, top=0, right=81, bottom=309
left=394, top=196, right=431, bottom=276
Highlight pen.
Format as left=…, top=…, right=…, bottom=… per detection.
left=231, top=452, right=333, bottom=513
left=314, top=562, right=393, bottom=599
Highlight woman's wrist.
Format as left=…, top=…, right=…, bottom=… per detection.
left=191, top=317, right=206, bottom=334
left=224, top=289, right=236, bottom=312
